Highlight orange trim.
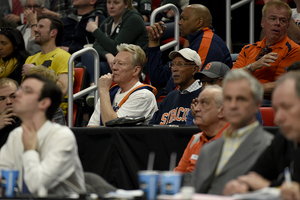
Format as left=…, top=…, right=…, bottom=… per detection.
left=118, top=84, right=157, bottom=108
left=198, top=28, right=214, bottom=71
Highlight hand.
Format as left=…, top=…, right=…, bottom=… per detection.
left=59, top=46, right=69, bottom=52
left=98, top=73, right=113, bottom=93
left=251, top=52, right=278, bottom=71
left=222, top=179, right=249, bottom=196
left=148, top=21, right=166, bottom=44
left=190, top=98, right=198, bottom=118
left=22, top=122, right=38, bottom=151
left=0, top=108, right=17, bottom=130
left=142, top=15, right=149, bottom=22
left=166, top=9, right=174, bottom=18
left=5, top=14, right=21, bottom=23
left=105, top=53, right=115, bottom=69
left=22, top=64, right=35, bottom=76
left=24, top=9, right=37, bottom=25
left=86, top=16, right=99, bottom=33
left=238, top=172, right=271, bottom=191
left=281, top=181, right=300, bottom=200
left=41, top=8, right=60, bottom=18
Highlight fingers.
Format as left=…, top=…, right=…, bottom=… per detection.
left=149, top=21, right=165, bottom=39
left=95, top=16, right=98, bottom=24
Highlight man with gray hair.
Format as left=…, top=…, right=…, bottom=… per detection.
left=87, top=43, right=157, bottom=126
left=189, top=69, right=273, bottom=195
left=223, top=72, right=300, bottom=199
left=174, top=85, right=228, bottom=173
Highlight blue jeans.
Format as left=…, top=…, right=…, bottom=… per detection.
left=81, top=52, right=112, bottom=84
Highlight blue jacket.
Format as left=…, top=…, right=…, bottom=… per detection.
left=147, top=27, right=232, bottom=93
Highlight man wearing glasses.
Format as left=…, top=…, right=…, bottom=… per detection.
left=186, top=61, right=230, bottom=125
left=0, top=74, right=86, bottom=196
left=150, top=48, right=201, bottom=125
left=232, top=0, right=300, bottom=105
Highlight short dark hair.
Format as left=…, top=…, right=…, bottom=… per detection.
left=37, top=15, right=64, bottom=46
left=24, top=74, right=62, bottom=120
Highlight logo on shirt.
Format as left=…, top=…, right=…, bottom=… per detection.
left=160, top=107, right=190, bottom=125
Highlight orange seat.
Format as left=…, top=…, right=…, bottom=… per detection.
left=66, top=65, right=87, bottom=127
left=259, top=107, right=275, bottom=126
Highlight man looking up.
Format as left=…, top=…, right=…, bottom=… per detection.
left=87, top=43, right=157, bottom=126
left=0, top=74, right=85, bottom=196
left=147, top=4, right=232, bottom=94
left=174, top=85, right=228, bottom=172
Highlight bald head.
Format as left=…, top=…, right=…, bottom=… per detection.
left=188, top=4, right=212, bottom=27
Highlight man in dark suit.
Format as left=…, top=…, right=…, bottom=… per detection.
left=189, top=69, right=274, bottom=195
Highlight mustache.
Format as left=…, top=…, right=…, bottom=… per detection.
left=172, top=73, right=181, bottom=78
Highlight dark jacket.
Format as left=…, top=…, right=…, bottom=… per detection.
left=92, top=9, right=149, bottom=60
left=62, top=8, right=106, bottom=54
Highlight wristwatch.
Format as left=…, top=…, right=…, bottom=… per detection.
left=246, top=64, right=254, bottom=72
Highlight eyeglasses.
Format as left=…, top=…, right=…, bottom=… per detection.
left=24, top=5, right=41, bottom=9
left=200, top=78, right=223, bottom=85
left=169, top=62, right=196, bottom=68
left=0, top=27, right=12, bottom=32
left=255, top=46, right=272, bottom=61
left=16, top=86, right=37, bottom=95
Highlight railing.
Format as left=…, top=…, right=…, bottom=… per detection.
left=67, top=47, right=99, bottom=127
left=226, top=0, right=255, bottom=53
left=150, top=3, right=180, bottom=51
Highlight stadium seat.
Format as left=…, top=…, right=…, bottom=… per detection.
left=66, top=65, right=87, bottom=127
left=259, top=107, right=275, bottom=126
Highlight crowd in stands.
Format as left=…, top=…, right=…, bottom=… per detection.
left=1, top=0, right=300, bottom=199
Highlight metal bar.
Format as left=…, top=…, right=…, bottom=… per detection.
left=150, top=3, right=180, bottom=51
left=226, top=0, right=232, bottom=52
left=231, top=0, right=253, bottom=11
left=227, top=0, right=255, bottom=53
left=249, top=0, right=255, bottom=44
left=67, top=47, right=99, bottom=127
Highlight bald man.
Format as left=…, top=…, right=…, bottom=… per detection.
left=146, top=4, right=232, bottom=94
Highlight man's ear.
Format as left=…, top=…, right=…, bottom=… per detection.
left=50, top=29, right=58, bottom=38
left=197, top=18, right=204, bottom=28
left=218, top=106, right=225, bottom=119
left=192, top=65, right=200, bottom=75
left=90, top=0, right=97, bottom=6
left=39, top=97, right=51, bottom=111
left=133, top=66, right=141, bottom=77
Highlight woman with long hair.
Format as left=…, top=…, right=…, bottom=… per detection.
left=0, top=27, right=30, bottom=84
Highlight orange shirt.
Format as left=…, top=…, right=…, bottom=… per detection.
left=232, top=35, right=300, bottom=84
left=174, top=123, right=230, bottom=173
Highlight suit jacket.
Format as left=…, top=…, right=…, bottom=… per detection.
left=191, top=125, right=274, bottom=195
